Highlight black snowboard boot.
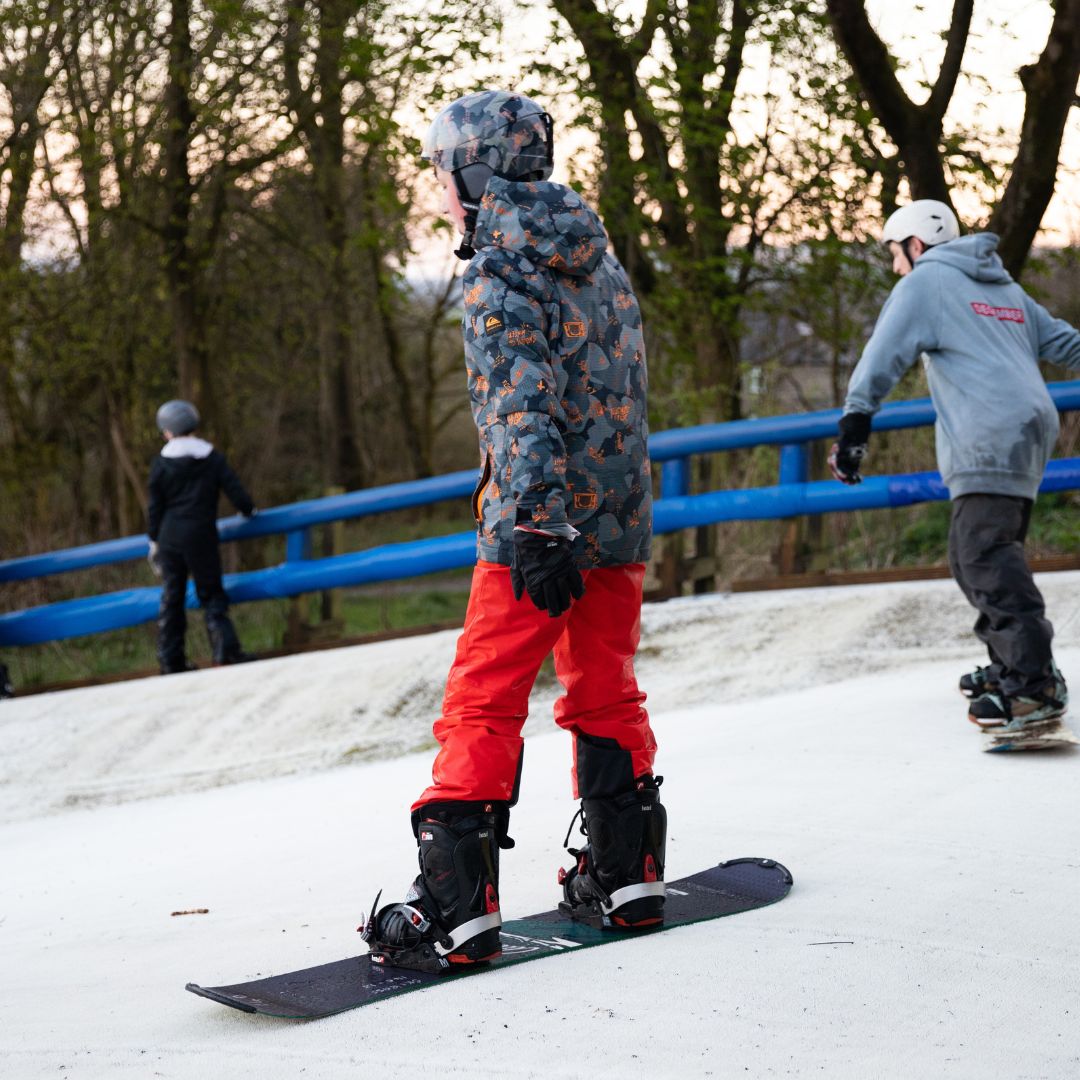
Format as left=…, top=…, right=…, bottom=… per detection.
left=160, top=660, right=198, bottom=675
left=204, top=600, right=247, bottom=666
left=968, top=663, right=1068, bottom=730
left=361, top=801, right=507, bottom=974
left=959, top=663, right=1002, bottom=699
left=559, top=775, right=666, bottom=930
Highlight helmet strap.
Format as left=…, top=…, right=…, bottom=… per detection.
left=454, top=216, right=477, bottom=261
left=451, top=168, right=487, bottom=261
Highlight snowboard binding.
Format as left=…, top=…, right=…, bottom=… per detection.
left=558, top=775, right=667, bottom=930
left=360, top=802, right=505, bottom=974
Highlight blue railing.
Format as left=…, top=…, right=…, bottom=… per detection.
left=3, top=381, right=1079, bottom=646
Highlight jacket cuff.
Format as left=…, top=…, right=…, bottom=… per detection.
left=838, top=411, right=872, bottom=444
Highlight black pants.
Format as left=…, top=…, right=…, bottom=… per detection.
left=947, top=494, right=1054, bottom=695
left=157, top=539, right=243, bottom=671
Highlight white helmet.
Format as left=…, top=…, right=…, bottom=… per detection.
left=881, top=200, right=959, bottom=248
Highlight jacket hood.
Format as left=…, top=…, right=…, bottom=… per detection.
left=917, top=232, right=1013, bottom=284
left=473, top=177, right=608, bottom=276
left=161, top=435, right=214, bottom=460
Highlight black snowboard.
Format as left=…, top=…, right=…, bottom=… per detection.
left=186, top=857, right=792, bottom=1020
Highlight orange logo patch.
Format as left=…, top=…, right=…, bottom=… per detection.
left=573, top=492, right=599, bottom=510
left=563, top=320, right=586, bottom=339
left=484, top=314, right=504, bottom=334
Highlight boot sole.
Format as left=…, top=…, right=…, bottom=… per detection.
left=559, top=897, right=665, bottom=931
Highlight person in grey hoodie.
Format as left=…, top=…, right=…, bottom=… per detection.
left=829, top=199, right=1080, bottom=730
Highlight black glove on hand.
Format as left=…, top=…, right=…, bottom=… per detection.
left=828, top=411, right=872, bottom=485
left=510, top=528, right=586, bottom=618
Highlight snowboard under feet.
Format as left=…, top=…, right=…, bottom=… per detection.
left=186, top=857, right=792, bottom=1020
left=980, top=717, right=1079, bottom=753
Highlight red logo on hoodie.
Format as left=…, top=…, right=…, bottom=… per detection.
left=971, top=302, right=1024, bottom=323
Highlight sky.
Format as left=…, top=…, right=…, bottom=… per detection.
left=407, top=0, right=1080, bottom=272
left=14, top=2, right=1078, bottom=271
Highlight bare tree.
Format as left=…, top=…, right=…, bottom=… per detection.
left=0, top=0, right=63, bottom=443
left=825, top=0, right=1080, bottom=277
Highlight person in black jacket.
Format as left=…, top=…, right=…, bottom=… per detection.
left=147, top=399, right=256, bottom=674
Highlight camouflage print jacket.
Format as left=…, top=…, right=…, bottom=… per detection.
left=462, top=176, right=652, bottom=568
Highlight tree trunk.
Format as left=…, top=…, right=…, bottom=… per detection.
left=284, top=0, right=367, bottom=490
left=989, top=0, right=1080, bottom=277
left=825, top=0, right=972, bottom=209
left=552, top=0, right=751, bottom=420
left=827, top=0, right=1080, bottom=275
left=163, top=0, right=211, bottom=412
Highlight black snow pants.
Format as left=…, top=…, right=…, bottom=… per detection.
left=947, top=493, right=1055, bottom=696
left=156, top=536, right=243, bottom=672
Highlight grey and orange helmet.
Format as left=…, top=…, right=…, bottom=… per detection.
left=422, top=90, right=553, bottom=257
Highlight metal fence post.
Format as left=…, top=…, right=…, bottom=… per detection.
left=776, top=444, right=810, bottom=575
left=648, top=459, right=692, bottom=599
left=285, top=528, right=312, bottom=646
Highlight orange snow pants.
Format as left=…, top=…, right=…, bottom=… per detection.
left=413, top=561, right=657, bottom=810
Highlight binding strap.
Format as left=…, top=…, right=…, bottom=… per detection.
left=434, top=911, right=503, bottom=955
left=600, top=881, right=666, bottom=915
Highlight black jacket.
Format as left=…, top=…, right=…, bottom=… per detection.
left=147, top=442, right=254, bottom=550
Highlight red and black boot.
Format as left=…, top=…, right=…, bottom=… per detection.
left=361, top=801, right=506, bottom=974
left=559, top=775, right=667, bottom=930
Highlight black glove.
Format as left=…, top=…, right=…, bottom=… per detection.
left=828, top=412, right=872, bottom=485
left=510, top=528, right=585, bottom=618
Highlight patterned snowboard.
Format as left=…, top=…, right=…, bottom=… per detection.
left=186, top=857, right=793, bottom=1020
left=981, top=717, right=1079, bottom=752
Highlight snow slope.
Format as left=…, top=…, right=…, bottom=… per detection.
left=2, top=575, right=1079, bottom=1079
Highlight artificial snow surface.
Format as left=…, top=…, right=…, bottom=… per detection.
left=3, top=575, right=1080, bottom=1079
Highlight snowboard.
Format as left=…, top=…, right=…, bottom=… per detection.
left=186, top=857, right=792, bottom=1020
left=981, top=717, right=1079, bottom=753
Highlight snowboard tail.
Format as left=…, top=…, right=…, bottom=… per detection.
left=186, top=857, right=793, bottom=1020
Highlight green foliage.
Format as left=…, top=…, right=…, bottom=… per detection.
left=1027, top=493, right=1080, bottom=552
left=541, top=0, right=892, bottom=428
left=0, top=0, right=487, bottom=559
left=895, top=502, right=952, bottom=563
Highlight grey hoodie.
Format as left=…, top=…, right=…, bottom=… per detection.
left=844, top=233, right=1080, bottom=499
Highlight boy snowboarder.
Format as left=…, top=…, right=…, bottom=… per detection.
left=147, top=399, right=256, bottom=674
left=362, top=90, right=665, bottom=973
left=830, top=199, right=1080, bottom=732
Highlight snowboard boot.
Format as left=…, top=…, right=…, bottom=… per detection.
left=559, top=775, right=666, bottom=930
left=160, top=660, right=198, bottom=675
left=959, top=663, right=1001, bottom=699
left=205, top=604, right=246, bottom=667
left=361, top=801, right=506, bottom=975
left=215, top=651, right=256, bottom=667
left=968, top=664, right=1068, bottom=731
